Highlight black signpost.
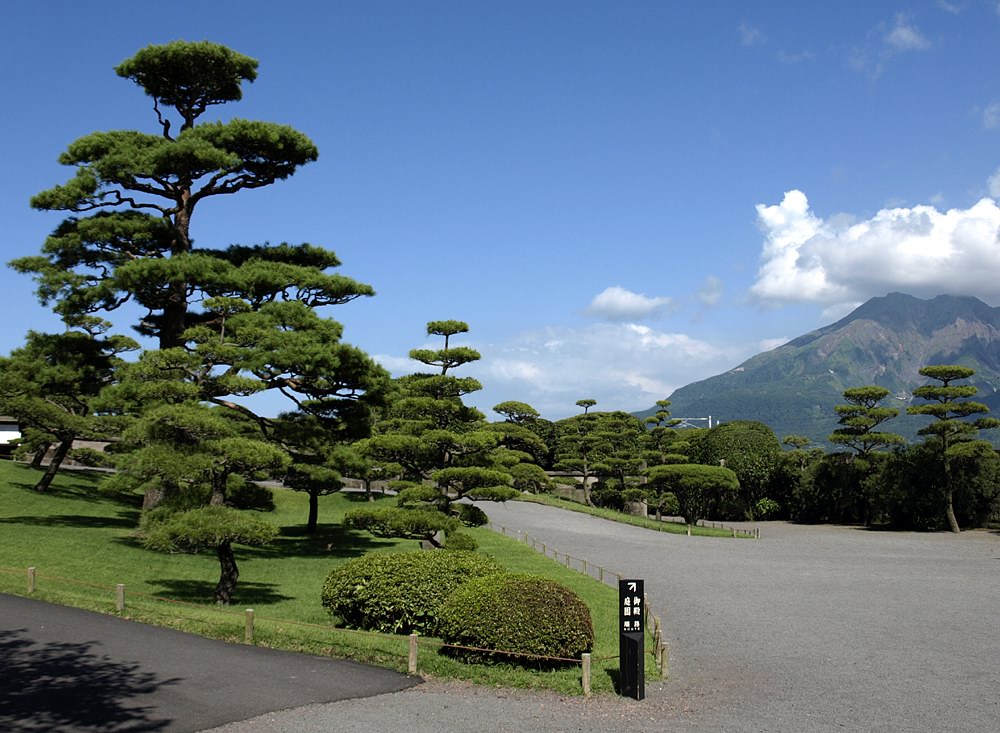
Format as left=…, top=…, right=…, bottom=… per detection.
left=618, top=578, right=645, bottom=700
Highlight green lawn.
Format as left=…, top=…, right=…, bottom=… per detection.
left=518, top=492, right=755, bottom=538
left=0, top=461, right=659, bottom=694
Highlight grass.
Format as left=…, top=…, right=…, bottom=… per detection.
left=518, top=492, right=753, bottom=538
left=0, top=461, right=659, bottom=695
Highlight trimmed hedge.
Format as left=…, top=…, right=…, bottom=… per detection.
left=436, top=574, right=594, bottom=665
left=320, top=550, right=505, bottom=634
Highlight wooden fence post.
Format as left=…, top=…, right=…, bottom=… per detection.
left=598, top=566, right=605, bottom=583
left=564, top=554, right=571, bottom=569
left=116, top=584, right=125, bottom=612
left=27, top=566, right=36, bottom=594
left=245, top=609, right=254, bottom=644
left=582, top=558, right=588, bottom=575
left=660, top=641, right=670, bottom=678
left=408, top=633, right=419, bottom=675
left=581, top=653, right=592, bottom=698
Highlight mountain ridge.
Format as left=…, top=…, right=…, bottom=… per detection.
left=641, top=293, right=1000, bottom=444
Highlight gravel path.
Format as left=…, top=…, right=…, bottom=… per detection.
left=206, top=505, right=1000, bottom=732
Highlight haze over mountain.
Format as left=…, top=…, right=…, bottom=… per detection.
left=643, top=293, right=1000, bottom=445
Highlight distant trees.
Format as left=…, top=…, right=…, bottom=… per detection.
left=829, top=386, right=904, bottom=459
left=906, top=365, right=999, bottom=533
left=347, top=321, right=519, bottom=549
left=0, top=325, right=136, bottom=491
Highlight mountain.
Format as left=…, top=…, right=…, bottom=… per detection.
left=642, top=293, right=1000, bottom=445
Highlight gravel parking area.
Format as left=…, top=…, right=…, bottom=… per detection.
left=207, top=504, right=1000, bottom=732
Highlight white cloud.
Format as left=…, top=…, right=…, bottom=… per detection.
left=739, top=23, right=765, bottom=47
left=471, top=323, right=749, bottom=419
left=751, top=188, right=1000, bottom=308
left=697, top=276, right=724, bottom=306
left=587, top=286, right=672, bottom=321
left=777, top=50, right=816, bottom=65
left=989, top=167, right=1000, bottom=198
left=758, top=337, right=789, bottom=352
left=885, top=15, right=931, bottom=52
left=983, top=103, right=1000, bottom=129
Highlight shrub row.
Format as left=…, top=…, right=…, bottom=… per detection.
left=321, top=550, right=594, bottom=664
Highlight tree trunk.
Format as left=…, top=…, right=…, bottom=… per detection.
left=30, top=443, right=51, bottom=470
left=943, top=450, right=960, bottom=534
left=34, top=437, right=73, bottom=492
left=142, top=486, right=165, bottom=512
left=307, top=491, right=319, bottom=533
left=944, top=488, right=961, bottom=534
left=209, top=478, right=226, bottom=506
left=215, top=540, right=239, bottom=605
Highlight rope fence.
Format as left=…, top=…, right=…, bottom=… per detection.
left=1, top=563, right=654, bottom=697
left=488, top=523, right=670, bottom=681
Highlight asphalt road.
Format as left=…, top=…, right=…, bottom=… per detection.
left=206, top=506, right=1000, bottom=733
left=5, top=508, right=999, bottom=732
left=0, top=593, right=418, bottom=732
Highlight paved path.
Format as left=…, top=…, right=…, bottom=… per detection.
left=206, top=505, right=1000, bottom=732
left=0, top=593, right=418, bottom=732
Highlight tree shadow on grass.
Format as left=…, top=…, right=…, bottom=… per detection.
left=0, top=628, right=177, bottom=732
left=143, top=579, right=293, bottom=606
left=0, top=509, right=139, bottom=530
left=243, top=525, right=405, bottom=560
left=6, top=465, right=139, bottom=508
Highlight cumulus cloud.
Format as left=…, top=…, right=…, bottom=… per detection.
left=587, top=286, right=672, bottom=321
left=470, top=323, right=749, bottom=419
left=750, top=189, right=1000, bottom=307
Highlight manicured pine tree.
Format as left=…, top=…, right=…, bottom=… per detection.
left=906, top=365, right=1000, bottom=533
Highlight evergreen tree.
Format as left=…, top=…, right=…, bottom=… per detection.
left=0, top=323, right=136, bottom=491
left=12, top=41, right=389, bottom=513
left=906, top=365, right=1000, bottom=533
left=348, top=321, right=518, bottom=548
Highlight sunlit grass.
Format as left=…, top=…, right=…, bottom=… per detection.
left=0, top=461, right=659, bottom=694
left=518, top=492, right=753, bottom=538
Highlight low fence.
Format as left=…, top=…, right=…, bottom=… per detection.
left=1, top=560, right=666, bottom=698
left=488, top=522, right=670, bottom=680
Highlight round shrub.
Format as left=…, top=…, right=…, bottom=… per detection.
left=436, top=574, right=594, bottom=666
left=321, top=550, right=505, bottom=634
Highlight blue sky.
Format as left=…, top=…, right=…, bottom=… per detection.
left=5, top=1, right=1000, bottom=420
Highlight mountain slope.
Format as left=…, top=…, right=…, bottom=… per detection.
left=645, top=293, right=1000, bottom=444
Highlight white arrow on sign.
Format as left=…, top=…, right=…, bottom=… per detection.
left=628, top=582, right=637, bottom=591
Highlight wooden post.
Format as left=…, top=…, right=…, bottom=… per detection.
left=27, top=566, right=36, bottom=594
left=598, top=566, right=605, bottom=583
left=582, top=558, right=588, bottom=575
left=501, top=526, right=507, bottom=536
left=408, top=633, right=419, bottom=675
left=581, top=653, right=592, bottom=698
left=245, top=609, right=254, bottom=644
left=564, top=554, right=571, bottom=569
left=732, top=528, right=737, bottom=538
left=660, top=641, right=670, bottom=678
left=541, top=543, right=547, bottom=556
left=116, top=584, right=125, bottom=612
left=687, top=524, right=692, bottom=536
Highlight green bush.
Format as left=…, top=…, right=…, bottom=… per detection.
left=320, top=550, right=505, bottom=634
left=436, top=574, right=594, bottom=666
left=443, top=530, right=478, bottom=551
